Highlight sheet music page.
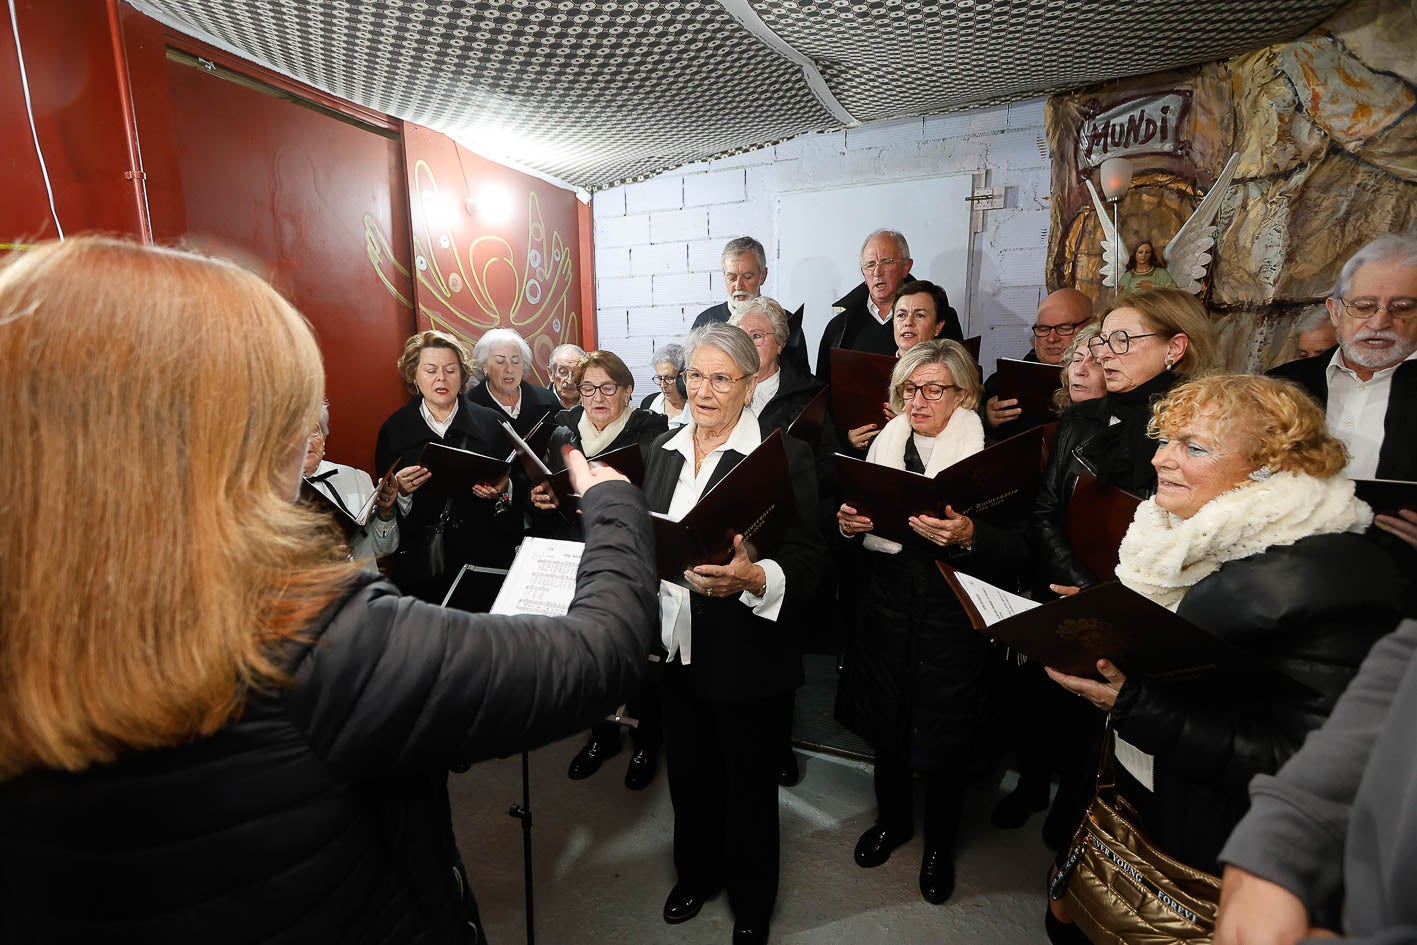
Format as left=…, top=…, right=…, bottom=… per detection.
left=951, top=571, right=1040, bottom=626
left=490, top=537, right=584, bottom=617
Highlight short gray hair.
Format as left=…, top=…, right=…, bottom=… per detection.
left=547, top=343, right=584, bottom=367
left=861, top=228, right=910, bottom=261
left=683, top=322, right=760, bottom=378
left=727, top=296, right=790, bottom=348
left=1333, top=232, right=1417, bottom=300
left=317, top=401, right=331, bottom=437
left=651, top=342, right=685, bottom=371
left=1296, top=307, right=1331, bottom=333
left=473, top=328, right=532, bottom=376
left=887, top=339, right=981, bottom=414
left=721, top=236, right=766, bottom=270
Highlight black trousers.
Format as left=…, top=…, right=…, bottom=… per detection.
left=588, top=658, right=664, bottom=753
left=660, top=659, right=790, bottom=926
left=872, top=749, right=966, bottom=852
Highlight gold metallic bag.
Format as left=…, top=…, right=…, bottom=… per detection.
left=1050, top=724, right=1221, bottom=945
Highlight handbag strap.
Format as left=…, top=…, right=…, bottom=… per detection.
left=1093, top=715, right=1117, bottom=805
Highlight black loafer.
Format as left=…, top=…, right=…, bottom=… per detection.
left=777, top=750, right=801, bottom=787
left=732, top=922, right=769, bottom=944
left=662, top=884, right=704, bottom=925
left=624, top=748, right=658, bottom=790
left=853, top=823, right=913, bottom=868
left=919, top=847, right=956, bottom=904
left=567, top=737, right=620, bottom=781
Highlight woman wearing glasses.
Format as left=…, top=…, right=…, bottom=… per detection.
left=531, top=350, right=669, bottom=789
left=834, top=339, right=1029, bottom=906
left=641, top=342, right=690, bottom=427
left=643, top=323, right=825, bottom=945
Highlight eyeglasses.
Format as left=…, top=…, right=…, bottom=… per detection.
left=1031, top=320, right=1089, bottom=337
left=1340, top=298, right=1417, bottom=322
left=744, top=330, right=774, bottom=344
left=898, top=382, right=959, bottom=402
left=653, top=373, right=680, bottom=385
left=308, top=428, right=326, bottom=440
left=860, top=257, right=901, bottom=274
left=578, top=382, right=622, bottom=399
left=549, top=365, right=576, bottom=378
left=683, top=369, right=749, bottom=393
left=1088, top=330, right=1160, bottom=355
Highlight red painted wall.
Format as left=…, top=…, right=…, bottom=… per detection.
left=0, top=0, right=142, bottom=244
left=162, top=54, right=416, bottom=470
left=402, top=125, right=585, bottom=386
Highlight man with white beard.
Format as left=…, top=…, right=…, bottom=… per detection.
left=692, top=237, right=809, bottom=374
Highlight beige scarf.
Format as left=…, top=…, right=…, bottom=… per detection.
left=862, top=408, right=986, bottom=554
left=1115, top=471, right=1373, bottom=611
left=578, top=405, right=633, bottom=458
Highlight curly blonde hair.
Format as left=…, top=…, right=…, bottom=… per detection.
left=396, top=330, right=474, bottom=394
left=1148, top=374, right=1347, bottom=478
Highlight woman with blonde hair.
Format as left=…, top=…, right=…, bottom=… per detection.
left=835, top=339, right=1029, bottom=906
left=0, top=237, right=657, bottom=943
left=1045, top=374, right=1402, bottom=943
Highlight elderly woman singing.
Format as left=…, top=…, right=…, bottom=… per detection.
left=835, top=339, right=1029, bottom=906
left=644, top=323, right=824, bottom=945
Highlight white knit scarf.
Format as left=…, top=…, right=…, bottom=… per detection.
left=1115, top=471, right=1373, bottom=611
left=862, top=408, right=986, bottom=554
left=578, top=405, right=633, bottom=458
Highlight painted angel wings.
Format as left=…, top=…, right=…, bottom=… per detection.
left=1085, top=177, right=1128, bottom=288
left=1164, top=152, right=1239, bottom=294
left=1087, top=152, right=1240, bottom=294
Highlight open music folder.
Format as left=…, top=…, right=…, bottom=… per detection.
left=1353, top=478, right=1417, bottom=517
left=652, top=428, right=792, bottom=583
left=417, top=441, right=515, bottom=490
left=995, top=357, right=1062, bottom=416
left=299, top=478, right=379, bottom=532
left=938, top=564, right=1310, bottom=695
left=828, top=348, right=897, bottom=430
left=833, top=425, right=1044, bottom=545
left=1067, top=469, right=1143, bottom=581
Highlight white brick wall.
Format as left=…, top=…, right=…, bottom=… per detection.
left=592, top=101, right=1054, bottom=392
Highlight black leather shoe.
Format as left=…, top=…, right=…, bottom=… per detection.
left=732, top=922, right=769, bottom=944
left=853, top=823, right=912, bottom=868
left=990, top=778, right=1051, bottom=829
left=919, top=847, right=956, bottom=904
left=662, top=884, right=704, bottom=925
left=566, top=737, right=620, bottom=781
left=777, top=749, right=801, bottom=787
left=624, top=747, right=658, bottom=790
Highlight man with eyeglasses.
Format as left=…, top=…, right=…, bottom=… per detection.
left=1270, top=234, right=1417, bottom=489
left=691, top=237, right=811, bottom=375
left=980, top=288, right=1094, bottom=442
left=546, top=343, right=586, bottom=410
left=816, top=229, right=961, bottom=390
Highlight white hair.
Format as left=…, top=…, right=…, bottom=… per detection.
left=473, top=328, right=532, bottom=377
left=683, top=322, right=760, bottom=377
left=1333, top=232, right=1417, bottom=300
left=861, top=228, right=910, bottom=261
left=547, top=343, right=584, bottom=367
left=728, top=296, right=790, bottom=348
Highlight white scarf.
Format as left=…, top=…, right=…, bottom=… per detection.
left=1115, top=471, right=1373, bottom=611
left=862, top=408, right=986, bottom=554
left=578, top=406, right=633, bottom=458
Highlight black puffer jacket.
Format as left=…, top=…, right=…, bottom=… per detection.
left=1110, top=531, right=1403, bottom=873
left=0, top=483, right=658, bottom=945
left=1033, top=371, right=1178, bottom=587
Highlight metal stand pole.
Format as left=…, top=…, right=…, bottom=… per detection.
left=508, top=750, right=535, bottom=945
left=1111, top=198, right=1121, bottom=302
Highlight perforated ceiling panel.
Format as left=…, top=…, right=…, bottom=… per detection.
left=130, top=0, right=1349, bottom=190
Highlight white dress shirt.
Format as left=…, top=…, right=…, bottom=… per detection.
left=1326, top=347, right=1417, bottom=479
left=308, top=459, right=399, bottom=562
left=867, top=295, right=889, bottom=325
left=657, top=412, right=787, bottom=662
left=489, top=388, right=523, bottom=420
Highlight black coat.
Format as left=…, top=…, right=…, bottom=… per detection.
left=981, top=348, right=1059, bottom=443
left=834, top=446, right=1029, bottom=771
left=465, top=379, right=559, bottom=439
left=692, top=301, right=813, bottom=377
left=814, top=279, right=963, bottom=389
left=642, top=420, right=826, bottom=702
left=1110, top=531, right=1403, bottom=873
left=1032, top=371, right=1179, bottom=588
left=0, top=483, right=658, bottom=944
left=1268, top=346, right=1417, bottom=480
left=374, top=394, right=520, bottom=601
